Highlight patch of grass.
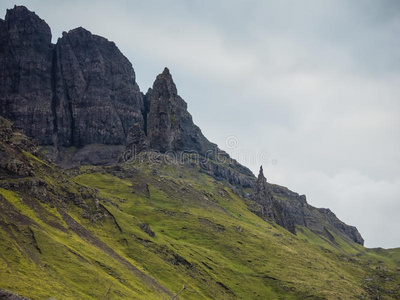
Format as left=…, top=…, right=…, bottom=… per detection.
left=23, top=151, right=52, bottom=168
left=0, top=157, right=399, bottom=299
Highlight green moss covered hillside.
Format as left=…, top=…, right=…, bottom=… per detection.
left=0, top=116, right=399, bottom=299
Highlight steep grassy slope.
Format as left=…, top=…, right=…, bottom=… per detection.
left=0, top=120, right=399, bottom=299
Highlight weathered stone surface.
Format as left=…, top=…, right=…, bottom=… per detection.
left=0, top=6, right=144, bottom=153
left=251, top=166, right=364, bottom=245
left=315, top=207, right=364, bottom=245
left=0, top=289, right=30, bottom=300
left=199, top=154, right=255, bottom=188
left=0, top=6, right=54, bottom=145
left=52, top=144, right=126, bottom=168
left=53, top=27, right=144, bottom=148
left=270, top=185, right=364, bottom=245
left=0, top=7, right=235, bottom=170
left=146, top=68, right=217, bottom=156
left=140, top=223, right=155, bottom=237
left=126, top=123, right=148, bottom=154
left=0, top=116, right=37, bottom=179
left=143, top=68, right=255, bottom=184
left=252, top=166, right=296, bottom=233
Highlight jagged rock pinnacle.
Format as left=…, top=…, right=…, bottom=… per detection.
left=153, top=67, right=178, bottom=97
left=258, top=166, right=265, bottom=181
left=256, top=166, right=269, bottom=193
left=146, top=68, right=216, bottom=155
left=162, top=67, right=170, bottom=75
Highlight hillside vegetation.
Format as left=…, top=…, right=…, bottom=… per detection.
left=0, top=120, right=399, bottom=299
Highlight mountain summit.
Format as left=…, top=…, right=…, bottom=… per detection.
left=0, top=6, right=216, bottom=166
left=0, top=6, right=144, bottom=164
left=146, top=67, right=216, bottom=155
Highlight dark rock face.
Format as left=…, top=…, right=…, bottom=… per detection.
left=0, top=289, right=30, bottom=300
left=146, top=68, right=217, bottom=156
left=126, top=123, right=148, bottom=154
left=271, top=185, right=364, bottom=245
left=0, top=116, right=37, bottom=179
left=140, top=223, right=155, bottom=237
left=50, top=144, right=126, bottom=168
left=0, top=6, right=54, bottom=145
left=142, top=70, right=255, bottom=183
left=253, top=167, right=296, bottom=234
left=0, top=6, right=144, bottom=153
left=200, top=154, right=255, bottom=187
left=315, top=207, right=364, bottom=245
left=251, top=166, right=364, bottom=245
left=0, top=7, right=226, bottom=169
left=53, top=27, right=144, bottom=147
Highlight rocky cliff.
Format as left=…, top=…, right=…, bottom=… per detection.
left=146, top=68, right=217, bottom=156
left=0, top=6, right=364, bottom=246
left=0, top=6, right=54, bottom=145
left=251, top=166, right=296, bottom=234
left=0, top=6, right=144, bottom=161
left=0, top=6, right=224, bottom=168
left=53, top=27, right=144, bottom=148
left=250, top=166, right=364, bottom=245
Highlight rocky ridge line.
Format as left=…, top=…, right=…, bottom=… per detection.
left=0, top=6, right=364, bottom=245
left=251, top=166, right=364, bottom=245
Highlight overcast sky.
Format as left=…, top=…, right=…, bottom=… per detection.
left=1, top=0, right=399, bottom=248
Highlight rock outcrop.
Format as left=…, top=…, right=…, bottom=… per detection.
left=0, top=6, right=237, bottom=170
left=143, top=68, right=255, bottom=183
left=0, top=6, right=54, bottom=145
left=125, top=123, right=148, bottom=154
left=251, top=166, right=364, bottom=245
left=53, top=27, right=144, bottom=148
left=0, top=289, right=30, bottom=300
left=252, top=166, right=297, bottom=233
left=199, top=152, right=255, bottom=187
left=0, top=6, right=144, bottom=161
left=146, top=68, right=217, bottom=156
left=0, top=7, right=217, bottom=167
left=0, top=116, right=37, bottom=179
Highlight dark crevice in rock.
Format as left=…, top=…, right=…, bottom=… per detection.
left=142, top=88, right=152, bottom=136
left=56, top=40, right=76, bottom=148
left=67, top=91, right=76, bottom=147
left=62, top=33, right=78, bottom=147
left=50, top=46, right=58, bottom=149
